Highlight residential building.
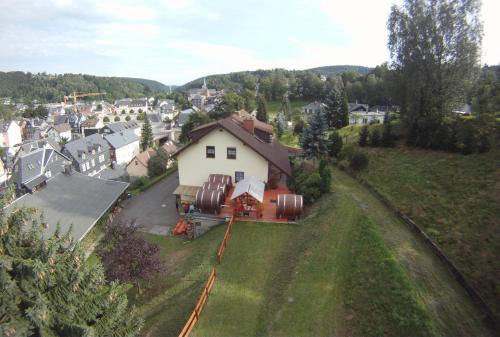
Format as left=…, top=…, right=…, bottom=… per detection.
left=303, top=101, right=327, bottom=114
left=81, top=117, right=104, bottom=137
left=348, top=102, right=385, bottom=125
left=102, top=121, right=141, bottom=137
left=62, top=133, right=111, bottom=177
left=173, top=114, right=291, bottom=200
left=177, top=108, right=195, bottom=127
left=104, top=129, right=140, bottom=165
left=5, top=171, right=128, bottom=241
left=47, top=123, right=72, bottom=142
left=22, top=118, right=49, bottom=141
left=161, top=141, right=177, bottom=168
left=0, top=120, right=22, bottom=147
left=126, top=148, right=156, bottom=177
left=129, top=98, right=148, bottom=112
left=12, top=147, right=71, bottom=193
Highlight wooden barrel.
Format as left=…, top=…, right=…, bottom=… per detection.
left=276, top=194, right=303, bottom=219
left=208, top=174, right=232, bottom=188
left=195, top=188, right=223, bottom=214
left=202, top=181, right=228, bottom=196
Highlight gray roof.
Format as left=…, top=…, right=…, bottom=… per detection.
left=104, top=129, right=139, bottom=149
left=63, top=133, right=109, bottom=164
left=348, top=103, right=369, bottom=112
left=178, top=109, right=194, bottom=125
left=14, top=148, right=70, bottom=186
left=231, top=176, right=265, bottom=203
left=147, top=113, right=161, bottom=123
left=5, top=172, right=129, bottom=241
left=105, top=121, right=139, bottom=133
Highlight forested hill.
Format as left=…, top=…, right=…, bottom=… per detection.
left=179, top=65, right=372, bottom=93
left=307, top=65, right=372, bottom=77
left=0, top=71, right=170, bottom=103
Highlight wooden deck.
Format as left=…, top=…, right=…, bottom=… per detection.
left=219, top=186, right=291, bottom=223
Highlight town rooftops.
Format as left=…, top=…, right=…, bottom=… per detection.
left=174, top=116, right=291, bottom=176
left=5, top=172, right=129, bottom=241
left=63, top=133, right=109, bottom=163
left=52, top=123, right=72, bottom=133
left=14, top=147, right=70, bottom=187
left=104, top=129, right=139, bottom=149
left=105, top=121, right=140, bottom=133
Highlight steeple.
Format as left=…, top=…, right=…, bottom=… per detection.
left=202, top=78, right=207, bottom=90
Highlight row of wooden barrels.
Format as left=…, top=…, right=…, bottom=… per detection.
left=195, top=174, right=304, bottom=219
left=195, top=174, right=233, bottom=214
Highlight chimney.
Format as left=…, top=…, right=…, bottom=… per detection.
left=243, top=118, right=254, bottom=134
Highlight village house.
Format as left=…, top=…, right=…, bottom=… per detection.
left=47, top=123, right=72, bottom=142
left=303, top=101, right=327, bottom=114
left=12, top=146, right=71, bottom=194
left=128, top=98, right=149, bottom=113
left=22, top=118, right=49, bottom=141
left=0, top=120, right=22, bottom=148
left=103, top=120, right=141, bottom=137
left=62, top=133, right=111, bottom=177
left=104, top=129, right=140, bottom=165
left=81, top=117, right=104, bottom=137
left=126, top=148, right=155, bottom=177
left=348, top=102, right=386, bottom=125
left=173, top=111, right=291, bottom=201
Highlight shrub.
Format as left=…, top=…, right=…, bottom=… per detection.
left=114, top=116, right=121, bottom=122
left=478, top=133, right=491, bottom=153
left=103, top=116, right=110, bottom=123
left=121, top=109, right=126, bottom=115
left=148, top=150, right=168, bottom=178
left=337, top=160, right=349, bottom=171
left=137, top=112, right=145, bottom=121
left=358, top=126, right=369, bottom=147
left=350, top=152, right=369, bottom=171
left=370, top=129, right=381, bottom=147
left=289, top=161, right=328, bottom=204
left=319, top=159, right=331, bottom=193
left=129, top=176, right=149, bottom=190
left=125, top=115, right=131, bottom=121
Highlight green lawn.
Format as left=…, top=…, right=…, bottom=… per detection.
left=267, top=98, right=309, bottom=118
left=129, top=226, right=226, bottom=337
left=358, top=146, right=500, bottom=321
left=191, top=169, right=492, bottom=337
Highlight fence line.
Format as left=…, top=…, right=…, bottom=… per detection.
left=217, top=216, right=235, bottom=264
left=178, top=267, right=216, bottom=337
left=178, top=216, right=236, bottom=337
left=355, top=176, right=499, bottom=330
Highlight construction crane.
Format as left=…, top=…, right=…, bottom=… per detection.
left=63, top=91, right=106, bottom=104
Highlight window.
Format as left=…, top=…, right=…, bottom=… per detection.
left=81, top=162, right=86, bottom=172
left=227, top=147, right=236, bottom=159
left=91, top=159, right=95, bottom=167
left=99, top=154, right=105, bottom=163
left=235, top=171, right=244, bottom=183
left=206, top=146, right=215, bottom=158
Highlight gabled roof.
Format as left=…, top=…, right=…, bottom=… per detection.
left=231, top=110, right=274, bottom=134
left=174, top=116, right=291, bottom=176
left=104, top=129, right=139, bottom=149
left=231, top=176, right=265, bottom=203
left=348, top=103, right=369, bottom=112
left=14, top=147, right=70, bottom=186
left=63, top=133, right=109, bottom=163
left=133, top=148, right=156, bottom=167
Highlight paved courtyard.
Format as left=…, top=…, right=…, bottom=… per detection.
left=115, top=171, right=179, bottom=235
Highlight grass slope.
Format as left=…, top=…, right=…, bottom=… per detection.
left=192, top=169, right=492, bottom=337
left=358, top=146, right=500, bottom=321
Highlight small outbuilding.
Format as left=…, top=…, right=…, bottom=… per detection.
left=230, top=176, right=265, bottom=218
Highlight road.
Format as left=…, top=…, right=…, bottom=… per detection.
left=116, top=171, right=179, bottom=235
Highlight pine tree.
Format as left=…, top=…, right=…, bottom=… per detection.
left=300, top=109, right=328, bottom=159
left=381, top=115, right=395, bottom=147
left=256, top=95, right=268, bottom=122
left=358, top=126, right=369, bottom=147
left=324, top=76, right=349, bottom=128
left=141, top=116, right=153, bottom=150
left=275, top=112, right=287, bottom=137
left=370, top=128, right=381, bottom=147
left=0, top=207, right=143, bottom=336
left=328, top=131, right=343, bottom=157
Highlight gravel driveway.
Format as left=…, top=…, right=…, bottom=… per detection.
left=115, top=171, right=179, bottom=235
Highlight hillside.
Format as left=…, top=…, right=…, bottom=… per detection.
left=179, top=65, right=372, bottom=93
left=0, top=71, right=170, bottom=103
left=307, top=65, right=372, bottom=76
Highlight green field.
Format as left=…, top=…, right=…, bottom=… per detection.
left=358, top=146, right=500, bottom=321
left=191, top=169, right=492, bottom=337
left=267, top=98, right=309, bottom=118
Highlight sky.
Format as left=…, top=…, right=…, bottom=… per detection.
left=0, top=0, right=499, bottom=85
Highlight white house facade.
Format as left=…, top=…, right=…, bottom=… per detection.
left=0, top=121, right=22, bottom=147
left=104, top=130, right=140, bottom=165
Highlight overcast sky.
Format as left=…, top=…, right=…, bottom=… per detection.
left=0, top=0, right=498, bottom=85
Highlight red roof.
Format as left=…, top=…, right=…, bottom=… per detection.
left=174, top=116, right=291, bottom=176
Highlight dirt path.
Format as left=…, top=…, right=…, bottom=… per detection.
left=332, top=168, right=493, bottom=337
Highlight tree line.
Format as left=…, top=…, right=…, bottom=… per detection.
left=0, top=71, right=169, bottom=104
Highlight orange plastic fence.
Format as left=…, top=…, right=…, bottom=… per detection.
left=217, top=216, right=234, bottom=264
left=178, top=267, right=217, bottom=337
